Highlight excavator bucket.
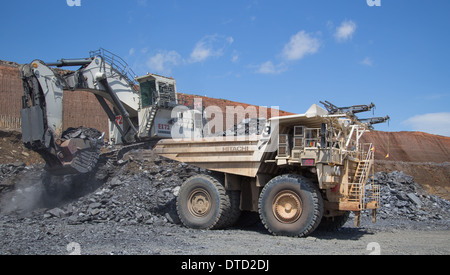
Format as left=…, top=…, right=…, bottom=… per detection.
left=42, top=128, right=104, bottom=175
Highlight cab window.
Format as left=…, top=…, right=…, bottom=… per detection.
left=140, top=80, right=156, bottom=108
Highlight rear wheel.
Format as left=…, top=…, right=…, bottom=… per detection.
left=259, top=174, right=323, bottom=237
left=177, top=174, right=240, bottom=230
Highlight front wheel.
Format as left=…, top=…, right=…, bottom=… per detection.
left=258, top=174, right=323, bottom=237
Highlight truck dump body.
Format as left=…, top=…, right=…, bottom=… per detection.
left=154, top=104, right=337, bottom=177
left=154, top=136, right=264, bottom=178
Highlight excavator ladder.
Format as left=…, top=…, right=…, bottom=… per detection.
left=144, top=99, right=160, bottom=135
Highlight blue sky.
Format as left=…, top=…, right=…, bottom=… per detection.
left=1, top=0, right=449, bottom=136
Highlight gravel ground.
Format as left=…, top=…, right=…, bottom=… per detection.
left=0, top=216, right=448, bottom=255
left=0, top=150, right=449, bottom=255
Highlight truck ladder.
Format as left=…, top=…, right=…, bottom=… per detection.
left=340, top=144, right=379, bottom=214
left=349, top=146, right=373, bottom=205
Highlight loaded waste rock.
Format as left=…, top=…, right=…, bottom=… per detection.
left=211, top=117, right=267, bottom=137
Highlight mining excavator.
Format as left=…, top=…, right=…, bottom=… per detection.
left=20, top=48, right=203, bottom=175
left=20, top=49, right=390, bottom=237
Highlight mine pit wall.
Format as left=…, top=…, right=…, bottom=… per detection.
left=0, top=64, right=23, bottom=130
left=361, top=131, right=450, bottom=163
left=0, top=63, right=110, bottom=138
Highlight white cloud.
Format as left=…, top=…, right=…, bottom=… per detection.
left=360, top=57, right=373, bottom=66
left=146, top=50, right=182, bottom=74
left=281, top=31, right=321, bottom=61
left=403, top=112, right=450, bottom=137
left=231, top=51, right=240, bottom=63
left=252, top=30, right=320, bottom=75
left=334, top=20, right=357, bottom=42
left=190, top=43, right=212, bottom=63
left=190, top=35, right=234, bottom=63
left=131, top=34, right=234, bottom=75
left=255, top=61, right=286, bottom=75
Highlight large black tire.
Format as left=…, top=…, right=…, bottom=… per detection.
left=258, top=174, right=323, bottom=237
left=176, top=174, right=240, bottom=230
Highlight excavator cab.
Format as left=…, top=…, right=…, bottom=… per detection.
left=133, top=74, right=179, bottom=141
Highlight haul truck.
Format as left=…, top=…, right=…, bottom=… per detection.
left=155, top=102, right=389, bottom=237
left=20, top=49, right=389, bottom=237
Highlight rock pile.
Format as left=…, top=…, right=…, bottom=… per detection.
left=374, top=170, right=450, bottom=222
left=0, top=163, right=26, bottom=186
left=0, top=151, right=200, bottom=227
left=57, top=161, right=192, bottom=226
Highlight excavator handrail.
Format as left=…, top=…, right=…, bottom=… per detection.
left=90, top=48, right=138, bottom=88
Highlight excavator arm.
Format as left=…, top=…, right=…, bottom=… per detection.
left=20, top=49, right=140, bottom=174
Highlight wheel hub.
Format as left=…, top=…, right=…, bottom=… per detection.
left=272, top=190, right=302, bottom=224
left=188, top=188, right=212, bottom=217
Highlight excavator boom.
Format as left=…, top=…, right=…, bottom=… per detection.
left=20, top=55, right=132, bottom=174
left=20, top=49, right=142, bottom=174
